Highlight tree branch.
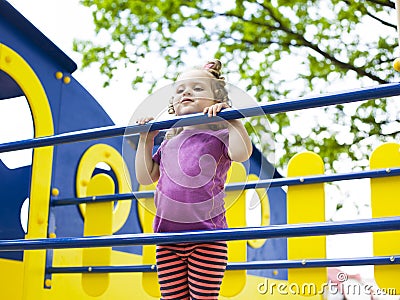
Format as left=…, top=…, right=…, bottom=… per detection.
left=342, top=0, right=396, bottom=29
left=256, top=2, right=389, bottom=84
left=366, top=0, right=395, bottom=9
left=366, top=11, right=396, bottom=29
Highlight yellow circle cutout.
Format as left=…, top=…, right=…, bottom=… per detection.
left=246, top=173, right=270, bottom=248
left=76, top=143, right=132, bottom=233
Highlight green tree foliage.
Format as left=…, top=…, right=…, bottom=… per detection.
left=74, top=0, right=400, bottom=171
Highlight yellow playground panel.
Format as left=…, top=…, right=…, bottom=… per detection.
left=1, top=144, right=400, bottom=299
left=0, top=2, right=400, bottom=298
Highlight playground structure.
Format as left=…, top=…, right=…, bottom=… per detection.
left=0, top=0, right=400, bottom=299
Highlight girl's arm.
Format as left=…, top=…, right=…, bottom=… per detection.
left=203, top=104, right=253, bottom=162
left=135, top=117, right=160, bottom=185
left=226, top=119, right=253, bottom=162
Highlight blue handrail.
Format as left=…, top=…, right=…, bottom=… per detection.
left=51, top=167, right=400, bottom=206
left=1, top=216, right=399, bottom=251
left=46, top=255, right=400, bottom=274
left=1, top=82, right=400, bottom=153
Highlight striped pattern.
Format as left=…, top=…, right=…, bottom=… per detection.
left=156, top=242, right=228, bottom=300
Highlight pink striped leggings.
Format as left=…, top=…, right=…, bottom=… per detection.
left=156, top=242, right=228, bottom=300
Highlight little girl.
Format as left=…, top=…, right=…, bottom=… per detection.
left=135, top=59, right=253, bottom=300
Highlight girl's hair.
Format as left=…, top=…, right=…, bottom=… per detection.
left=166, top=59, right=231, bottom=139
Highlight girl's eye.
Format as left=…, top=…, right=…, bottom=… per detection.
left=176, top=87, right=184, bottom=94
left=194, top=86, right=204, bottom=92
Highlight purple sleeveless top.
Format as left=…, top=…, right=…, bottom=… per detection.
left=152, top=129, right=231, bottom=233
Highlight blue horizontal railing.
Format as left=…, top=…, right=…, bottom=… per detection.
left=1, top=216, right=399, bottom=251
left=51, top=167, right=400, bottom=206
left=46, top=255, right=400, bottom=274
left=1, top=82, right=400, bottom=153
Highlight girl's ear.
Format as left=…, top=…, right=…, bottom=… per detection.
left=168, top=97, right=175, bottom=114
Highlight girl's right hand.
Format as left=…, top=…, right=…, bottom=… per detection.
left=136, top=116, right=154, bottom=125
left=136, top=117, right=159, bottom=139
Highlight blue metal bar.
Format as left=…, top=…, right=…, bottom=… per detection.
left=1, top=82, right=400, bottom=153
left=234, top=167, right=400, bottom=190
left=0, top=216, right=399, bottom=251
left=46, top=255, right=400, bottom=274
left=229, top=255, right=400, bottom=270
left=51, top=167, right=400, bottom=206
left=48, top=265, right=156, bottom=274
left=51, top=191, right=154, bottom=206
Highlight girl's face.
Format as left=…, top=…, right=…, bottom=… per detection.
left=172, top=70, right=217, bottom=116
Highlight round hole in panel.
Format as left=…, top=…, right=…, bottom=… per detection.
left=0, top=94, right=33, bottom=169
left=20, top=197, right=29, bottom=233
left=246, top=189, right=262, bottom=228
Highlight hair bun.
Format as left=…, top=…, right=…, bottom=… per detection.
left=203, top=59, right=223, bottom=79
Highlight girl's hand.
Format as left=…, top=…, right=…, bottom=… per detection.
left=203, top=102, right=230, bottom=117
left=136, top=116, right=155, bottom=125
left=136, top=117, right=159, bottom=138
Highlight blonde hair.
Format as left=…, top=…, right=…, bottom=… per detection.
left=166, top=59, right=231, bottom=139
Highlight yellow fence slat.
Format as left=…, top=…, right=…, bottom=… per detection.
left=287, top=151, right=326, bottom=297
left=81, top=174, right=114, bottom=297
left=370, top=143, right=400, bottom=294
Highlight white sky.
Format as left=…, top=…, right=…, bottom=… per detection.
left=3, top=0, right=397, bottom=283
left=6, top=0, right=145, bottom=125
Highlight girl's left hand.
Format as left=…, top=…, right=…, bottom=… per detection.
left=203, top=102, right=230, bottom=117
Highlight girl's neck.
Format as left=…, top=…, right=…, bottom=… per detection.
left=183, top=123, right=227, bottom=131
left=184, top=124, right=210, bottom=130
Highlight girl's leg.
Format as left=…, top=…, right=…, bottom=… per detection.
left=156, top=245, right=190, bottom=300
left=187, top=242, right=228, bottom=300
